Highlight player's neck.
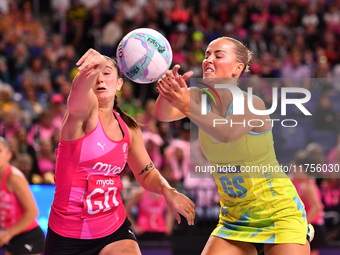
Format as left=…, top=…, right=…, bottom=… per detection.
left=0, top=163, right=9, bottom=179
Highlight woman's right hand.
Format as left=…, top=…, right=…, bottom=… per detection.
left=0, top=230, right=10, bottom=247
left=160, top=65, right=193, bottom=84
left=155, top=65, right=193, bottom=121
left=76, top=49, right=107, bottom=78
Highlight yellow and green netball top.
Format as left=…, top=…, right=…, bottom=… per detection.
left=198, top=98, right=309, bottom=244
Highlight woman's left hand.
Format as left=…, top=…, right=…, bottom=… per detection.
left=163, top=187, right=195, bottom=225
left=157, top=76, right=190, bottom=113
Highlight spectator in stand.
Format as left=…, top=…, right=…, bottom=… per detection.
left=16, top=152, right=35, bottom=184
left=171, top=0, right=190, bottom=24
left=314, top=57, right=333, bottom=92
left=98, top=0, right=115, bottom=26
left=22, top=57, right=52, bottom=94
left=27, top=110, right=58, bottom=152
left=141, top=99, right=158, bottom=133
left=0, top=55, right=10, bottom=84
left=101, top=11, right=124, bottom=57
left=259, top=51, right=280, bottom=78
left=268, top=28, right=288, bottom=62
left=0, top=84, right=20, bottom=119
left=20, top=3, right=47, bottom=58
left=191, top=31, right=205, bottom=65
left=85, top=5, right=106, bottom=50
left=50, top=34, right=66, bottom=64
left=58, top=79, right=72, bottom=101
left=15, top=126, right=40, bottom=177
left=324, top=2, right=340, bottom=35
left=0, top=107, right=22, bottom=140
left=0, top=1, right=13, bottom=30
left=50, top=93, right=66, bottom=130
left=213, top=1, right=229, bottom=26
left=156, top=122, right=172, bottom=156
left=186, top=50, right=203, bottom=78
left=158, top=7, right=175, bottom=37
left=119, top=82, right=143, bottom=118
left=20, top=86, right=45, bottom=125
left=293, top=30, right=308, bottom=53
left=314, top=94, right=338, bottom=132
left=164, top=139, right=190, bottom=182
left=169, top=26, right=188, bottom=67
left=1, top=1, right=22, bottom=47
left=247, top=23, right=268, bottom=56
left=7, top=137, right=20, bottom=168
left=143, top=131, right=164, bottom=170
left=36, top=138, right=55, bottom=184
left=64, top=44, right=78, bottom=70
left=302, top=5, right=320, bottom=28
left=7, top=42, right=30, bottom=89
left=282, top=50, right=311, bottom=89
left=230, top=14, right=247, bottom=41
left=42, top=46, right=57, bottom=70
left=51, top=56, right=71, bottom=88
left=121, top=0, right=142, bottom=22
left=304, top=50, right=317, bottom=76
left=323, top=32, right=339, bottom=66
left=66, top=0, right=89, bottom=55
left=51, top=128, right=61, bottom=151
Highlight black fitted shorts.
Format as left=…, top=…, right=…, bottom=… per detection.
left=44, top=217, right=137, bottom=255
left=4, top=226, right=45, bottom=255
left=253, top=234, right=311, bottom=255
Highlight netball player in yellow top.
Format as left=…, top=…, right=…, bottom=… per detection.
left=155, top=37, right=312, bottom=255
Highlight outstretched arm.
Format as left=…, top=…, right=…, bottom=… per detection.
left=127, top=127, right=195, bottom=225
left=69, top=49, right=106, bottom=117
left=155, top=65, right=193, bottom=122
left=61, top=49, right=107, bottom=141
left=157, top=76, right=271, bottom=143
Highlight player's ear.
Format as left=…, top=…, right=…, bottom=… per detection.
left=116, top=78, right=124, bottom=91
left=7, top=150, right=13, bottom=161
left=233, top=63, right=244, bottom=77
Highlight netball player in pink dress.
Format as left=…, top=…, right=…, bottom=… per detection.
left=0, top=136, right=45, bottom=255
left=44, top=49, right=195, bottom=255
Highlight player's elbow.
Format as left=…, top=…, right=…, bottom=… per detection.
left=155, top=108, right=171, bottom=122
left=27, top=206, right=39, bottom=221
left=220, top=130, right=237, bottom=143
left=221, top=135, right=233, bottom=143
left=33, top=209, right=39, bottom=219
left=155, top=108, right=165, bottom=121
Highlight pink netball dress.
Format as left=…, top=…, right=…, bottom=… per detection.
left=48, top=111, right=131, bottom=239
left=0, top=165, right=39, bottom=232
left=137, top=190, right=167, bottom=232
left=292, top=178, right=325, bottom=225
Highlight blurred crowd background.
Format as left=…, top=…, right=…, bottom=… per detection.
left=1, top=0, right=340, bottom=254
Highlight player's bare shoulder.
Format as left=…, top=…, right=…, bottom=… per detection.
left=7, top=166, right=28, bottom=192
left=243, top=92, right=266, bottom=111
